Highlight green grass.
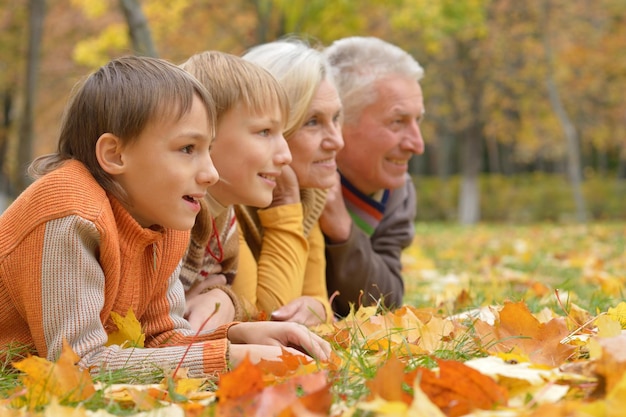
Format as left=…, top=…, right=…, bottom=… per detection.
left=1, top=222, right=624, bottom=415
left=402, top=221, right=626, bottom=315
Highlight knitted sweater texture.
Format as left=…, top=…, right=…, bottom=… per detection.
left=0, top=160, right=230, bottom=377
left=233, top=188, right=332, bottom=321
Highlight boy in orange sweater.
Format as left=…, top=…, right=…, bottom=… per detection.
left=0, top=56, right=330, bottom=378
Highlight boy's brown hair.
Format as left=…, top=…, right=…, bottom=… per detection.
left=29, top=56, right=216, bottom=203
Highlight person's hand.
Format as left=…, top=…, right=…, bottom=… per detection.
left=269, top=165, right=300, bottom=208
left=319, top=172, right=351, bottom=243
left=185, top=276, right=235, bottom=331
left=185, top=274, right=228, bottom=302
left=270, top=296, right=326, bottom=326
left=227, top=321, right=331, bottom=363
left=229, top=344, right=313, bottom=366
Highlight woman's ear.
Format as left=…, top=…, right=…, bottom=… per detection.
left=95, top=133, right=125, bottom=175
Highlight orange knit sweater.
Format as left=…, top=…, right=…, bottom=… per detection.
left=0, top=160, right=231, bottom=378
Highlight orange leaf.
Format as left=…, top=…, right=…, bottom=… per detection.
left=594, top=333, right=626, bottom=393
left=413, top=359, right=508, bottom=417
left=256, top=372, right=329, bottom=417
left=278, top=381, right=333, bottom=417
left=367, top=355, right=410, bottom=404
left=473, top=301, right=576, bottom=366
left=125, top=387, right=162, bottom=411
left=256, top=347, right=313, bottom=378
left=216, top=355, right=264, bottom=402
left=12, top=340, right=95, bottom=409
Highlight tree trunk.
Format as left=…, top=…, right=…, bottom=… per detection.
left=253, top=0, right=273, bottom=44
left=486, top=135, right=501, bottom=174
left=118, top=0, right=158, bottom=57
left=0, top=89, right=15, bottom=213
left=16, top=0, right=45, bottom=194
left=617, top=145, right=626, bottom=180
left=542, top=0, right=588, bottom=222
left=458, top=133, right=483, bottom=224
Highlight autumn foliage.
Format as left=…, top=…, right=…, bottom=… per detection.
left=1, top=223, right=625, bottom=416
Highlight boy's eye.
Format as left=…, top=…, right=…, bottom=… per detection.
left=258, top=128, right=270, bottom=137
left=181, top=145, right=194, bottom=154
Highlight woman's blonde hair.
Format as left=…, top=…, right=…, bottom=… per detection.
left=242, top=37, right=334, bottom=139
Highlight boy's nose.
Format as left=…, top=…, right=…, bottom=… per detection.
left=200, top=158, right=220, bottom=186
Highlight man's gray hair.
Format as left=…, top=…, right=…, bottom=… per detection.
left=324, top=36, right=424, bottom=124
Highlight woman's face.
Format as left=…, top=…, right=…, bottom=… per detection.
left=287, top=79, right=344, bottom=189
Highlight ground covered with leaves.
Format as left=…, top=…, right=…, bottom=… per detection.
left=1, top=222, right=625, bottom=416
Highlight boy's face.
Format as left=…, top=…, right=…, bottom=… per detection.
left=288, top=79, right=344, bottom=189
left=208, top=103, right=291, bottom=207
left=115, top=95, right=218, bottom=230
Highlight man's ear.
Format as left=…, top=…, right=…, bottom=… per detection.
left=95, top=133, right=125, bottom=175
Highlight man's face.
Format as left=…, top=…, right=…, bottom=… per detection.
left=337, top=76, right=425, bottom=195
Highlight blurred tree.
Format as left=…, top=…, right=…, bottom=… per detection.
left=119, top=0, right=157, bottom=57
left=541, top=0, right=587, bottom=222
left=15, top=0, right=45, bottom=194
left=0, top=2, right=25, bottom=206
left=2, top=0, right=624, bottom=219
left=392, top=0, right=490, bottom=224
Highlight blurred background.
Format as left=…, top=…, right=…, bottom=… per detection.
left=1, top=0, right=624, bottom=224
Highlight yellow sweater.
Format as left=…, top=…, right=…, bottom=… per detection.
left=233, top=202, right=332, bottom=321
left=0, top=160, right=231, bottom=378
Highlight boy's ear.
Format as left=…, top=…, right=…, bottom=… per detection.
left=95, top=133, right=125, bottom=175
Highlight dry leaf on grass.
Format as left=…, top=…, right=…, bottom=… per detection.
left=473, top=301, right=576, bottom=367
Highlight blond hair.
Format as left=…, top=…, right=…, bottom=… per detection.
left=242, top=38, right=334, bottom=139
left=180, top=51, right=289, bottom=126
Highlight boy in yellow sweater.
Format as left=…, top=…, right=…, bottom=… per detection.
left=0, top=56, right=330, bottom=378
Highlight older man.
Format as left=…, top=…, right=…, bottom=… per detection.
left=321, top=36, right=425, bottom=317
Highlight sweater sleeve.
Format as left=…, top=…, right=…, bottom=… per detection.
left=32, top=216, right=230, bottom=378
left=301, top=223, right=332, bottom=322
left=232, top=203, right=309, bottom=315
left=325, top=180, right=417, bottom=317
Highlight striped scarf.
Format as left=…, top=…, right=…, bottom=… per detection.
left=341, top=174, right=390, bottom=236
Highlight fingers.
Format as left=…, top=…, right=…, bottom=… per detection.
left=204, top=273, right=227, bottom=286
left=270, top=297, right=326, bottom=326
left=270, top=303, right=296, bottom=321
left=226, top=322, right=331, bottom=361
left=284, top=323, right=331, bottom=361
left=290, top=329, right=331, bottom=361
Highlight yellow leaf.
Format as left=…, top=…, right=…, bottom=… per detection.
left=106, top=309, right=145, bottom=348
left=174, top=378, right=204, bottom=396
left=12, top=340, right=95, bottom=409
left=606, top=371, right=626, bottom=416
left=357, top=397, right=409, bottom=416
left=607, top=302, right=626, bottom=329
left=596, top=314, right=622, bottom=337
